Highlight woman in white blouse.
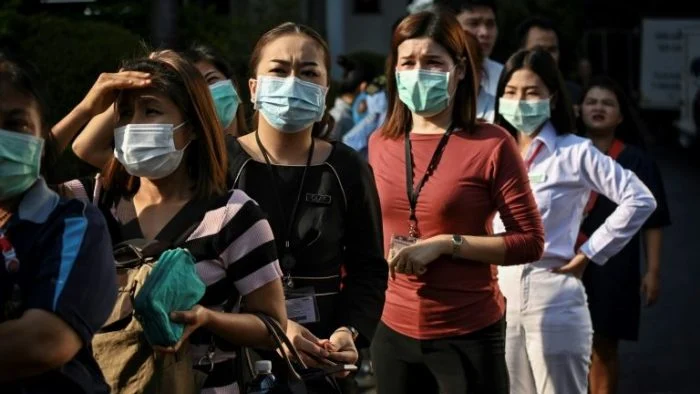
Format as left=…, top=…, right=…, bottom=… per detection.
left=492, top=48, right=657, bottom=394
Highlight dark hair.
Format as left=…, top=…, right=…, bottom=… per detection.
left=337, top=55, right=376, bottom=95
left=578, top=76, right=646, bottom=148
left=382, top=9, right=478, bottom=139
left=249, top=22, right=334, bottom=138
left=494, top=49, right=576, bottom=137
left=184, top=44, right=234, bottom=79
left=448, top=0, right=497, bottom=14
left=183, top=43, right=247, bottom=135
left=516, top=16, right=560, bottom=48
left=0, top=51, right=58, bottom=182
left=103, top=50, right=228, bottom=199
left=463, top=30, right=484, bottom=76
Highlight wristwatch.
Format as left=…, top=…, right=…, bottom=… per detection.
left=451, top=234, right=463, bottom=259
left=337, top=326, right=359, bottom=341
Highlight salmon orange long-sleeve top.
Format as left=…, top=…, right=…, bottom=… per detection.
left=368, top=124, right=544, bottom=339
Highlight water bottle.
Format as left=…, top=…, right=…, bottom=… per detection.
left=247, top=360, right=276, bottom=394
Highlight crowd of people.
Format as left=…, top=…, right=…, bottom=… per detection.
left=0, top=1, right=670, bottom=394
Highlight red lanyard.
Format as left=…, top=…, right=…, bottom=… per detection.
left=0, top=229, right=19, bottom=273
left=524, top=141, right=545, bottom=170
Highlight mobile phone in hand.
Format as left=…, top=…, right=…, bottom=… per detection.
left=319, top=363, right=358, bottom=375
left=300, top=351, right=358, bottom=376
left=303, top=350, right=337, bottom=366
left=300, top=363, right=358, bottom=380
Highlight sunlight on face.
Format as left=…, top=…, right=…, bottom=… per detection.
left=396, top=37, right=465, bottom=95
left=116, top=88, right=192, bottom=149
left=249, top=33, right=328, bottom=99
left=502, top=69, right=551, bottom=102
left=195, top=61, right=227, bottom=85
left=456, top=6, right=498, bottom=58
left=397, top=37, right=456, bottom=73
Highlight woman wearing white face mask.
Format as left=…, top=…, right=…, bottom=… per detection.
left=62, top=50, right=287, bottom=393
left=225, top=22, right=387, bottom=388
left=63, top=45, right=246, bottom=169
left=492, top=49, right=657, bottom=394
left=368, top=10, right=544, bottom=394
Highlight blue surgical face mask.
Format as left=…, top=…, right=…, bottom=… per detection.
left=113, top=122, right=189, bottom=180
left=0, top=129, right=43, bottom=200
left=209, top=79, right=240, bottom=129
left=498, top=98, right=551, bottom=135
left=254, top=76, right=328, bottom=133
left=395, top=68, right=452, bottom=116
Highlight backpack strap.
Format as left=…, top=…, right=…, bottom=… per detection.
left=75, top=175, right=124, bottom=243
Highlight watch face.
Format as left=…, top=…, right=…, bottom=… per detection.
left=453, top=235, right=462, bottom=244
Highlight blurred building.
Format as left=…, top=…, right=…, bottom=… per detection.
left=325, top=0, right=409, bottom=78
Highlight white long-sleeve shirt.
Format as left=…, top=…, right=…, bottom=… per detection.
left=482, top=58, right=503, bottom=96
left=476, top=58, right=503, bottom=123
left=494, top=122, right=657, bottom=265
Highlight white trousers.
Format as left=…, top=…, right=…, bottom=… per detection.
left=499, top=261, right=593, bottom=394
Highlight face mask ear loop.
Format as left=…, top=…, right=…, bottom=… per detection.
left=178, top=139, right=193, bottom=153
left=173, top=121, right=188, bottom=132
left=172, top=121, right=193, bottom=150
left=446, top=63, right=460, bottom=101
left=251, top=78, right=260, bottom=109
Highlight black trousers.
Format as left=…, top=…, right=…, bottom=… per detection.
left=370, top=318, right=509, bottom=394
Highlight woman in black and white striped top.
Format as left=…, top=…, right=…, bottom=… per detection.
left=62, top=49, right=286, bottom=394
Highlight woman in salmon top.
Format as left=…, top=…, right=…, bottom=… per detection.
left=368, top=9, right=544, bottom=394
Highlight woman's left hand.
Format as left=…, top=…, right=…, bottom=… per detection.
left=551, top=253, right=590, bottom=279
left=641, top=271, right=660, bottom=307
left=389, top=236, right=447, bottom=279
left=154, top=305, right=210, bottom=353
left=327, top=329, right=358, bottom=378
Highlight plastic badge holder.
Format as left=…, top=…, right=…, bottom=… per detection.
left=134, top=248, right=206, bottom=346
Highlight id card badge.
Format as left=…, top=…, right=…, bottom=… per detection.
left=285, top=286, right=320, bottom=324
left=388, top=234, right=417, bottom=261
left=529, top=173, right=547, bottom=184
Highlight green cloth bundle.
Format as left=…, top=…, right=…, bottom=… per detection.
left=134, top=248, right=206, bottom=346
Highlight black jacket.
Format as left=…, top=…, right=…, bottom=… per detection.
left=226, top=136, right=387, bottom=347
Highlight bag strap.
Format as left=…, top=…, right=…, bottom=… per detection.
left=241, top=314, right=341, bottom=393
left=88, top=173, right=213, bottom=248
left=155, top=197, right=212, bottom=246
left=253, top=313, right=306, bottom=381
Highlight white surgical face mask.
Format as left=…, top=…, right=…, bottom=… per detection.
left=253, top=76, right=328, bottom=133
left=113, top=122, right=189, bottom=179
